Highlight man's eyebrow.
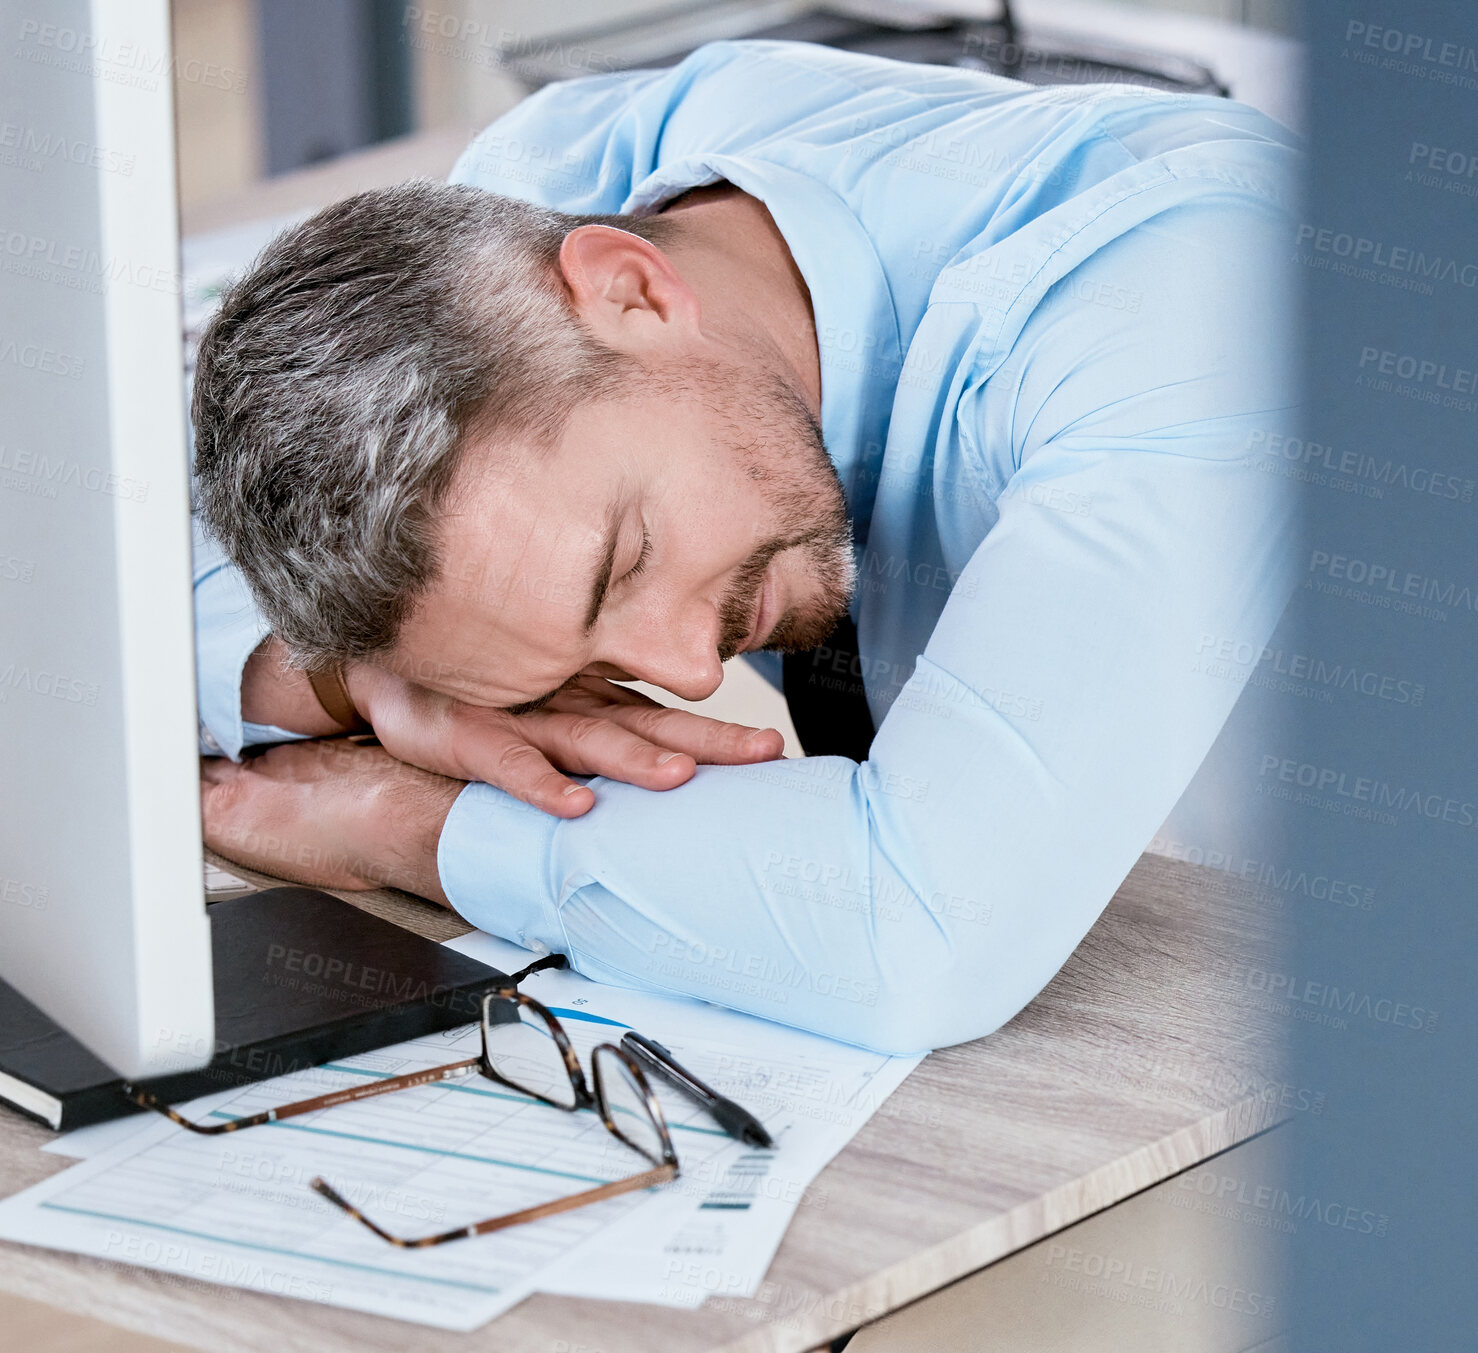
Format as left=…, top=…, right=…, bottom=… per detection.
left=582, top=502, right=622, bottom=635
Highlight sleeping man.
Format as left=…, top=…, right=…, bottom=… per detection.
left=192, top=40, right=1300, bottom=1054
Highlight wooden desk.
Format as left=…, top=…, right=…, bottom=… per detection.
left=0, top=851, right=1287, bottom=1353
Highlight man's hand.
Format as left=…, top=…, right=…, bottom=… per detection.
left=201, top=740, right=461, bottom=903
left=343, top=667, right=783, bottom=819
left=241, top=638, right=785, bottom=819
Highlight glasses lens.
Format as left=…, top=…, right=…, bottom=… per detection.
left=593, top=1046, right=667, bottom=1167
left=484, top=1000, right=577, bottom=1109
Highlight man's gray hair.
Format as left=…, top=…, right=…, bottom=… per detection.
left=191, top=179, right=679, bottom=670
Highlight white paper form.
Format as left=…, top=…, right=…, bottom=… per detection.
left=17, top=931, right=921, bottom=1327
left=1, top=1014, right=747, bottom=1329
left=443, top=932, right=922, bottom=1309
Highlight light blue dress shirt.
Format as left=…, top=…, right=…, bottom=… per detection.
left=195, top=41, right=1301, bottom=1055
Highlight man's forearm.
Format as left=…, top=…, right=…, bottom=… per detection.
left=240, top=636, right=346, bottom=736
left=194, top=517, right=324, bottom=757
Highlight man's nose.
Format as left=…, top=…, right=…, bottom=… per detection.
left=599, top=606, right=725, bottom=702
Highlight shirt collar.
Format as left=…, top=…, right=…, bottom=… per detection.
left=623, top=153, right=902, bottom=537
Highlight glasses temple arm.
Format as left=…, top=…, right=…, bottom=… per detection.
left=125, top=1057, right=484, bottom=1135
left=502, top=953, right=569, bottom=987
left=310, top=1161, right=678, bottom=1248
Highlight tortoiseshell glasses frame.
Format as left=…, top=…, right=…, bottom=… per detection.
left=124, top=955, right=681, bottom=1246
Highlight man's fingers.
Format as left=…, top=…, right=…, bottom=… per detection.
left=481, top=731, right=597, bottom=818
left=198, top=739, right=455, bottom=895
left=525, top=713, right=700, bottom=792
left=199, top=769, right=231, bottom=836
left=597, top=703, right=785, bottom=764
left=355, top=667, right=778, bottom=817
left=199, top=756, right=239, bottom=785
left=199, top=765, right=273, bottom=875
left=448, top=705, right=701, bottom=801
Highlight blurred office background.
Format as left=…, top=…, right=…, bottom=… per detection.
left=171, top=0, right=1298, bottom=218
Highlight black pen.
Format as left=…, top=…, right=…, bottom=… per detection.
left=621, top=1032, right=774, bottom=1149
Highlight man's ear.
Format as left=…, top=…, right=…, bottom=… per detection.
left=557, top=224, right=699, bottom=352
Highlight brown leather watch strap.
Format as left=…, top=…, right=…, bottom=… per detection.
left=306, top=664, right=366, bottom=732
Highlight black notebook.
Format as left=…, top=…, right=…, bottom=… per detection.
left=0, top=886, right=508, bottom=1131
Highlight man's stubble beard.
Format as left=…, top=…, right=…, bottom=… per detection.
left=699, top=359, right=857, bottom=662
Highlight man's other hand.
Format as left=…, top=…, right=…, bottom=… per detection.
left=201, top=740, right=460, bottom=903
left=343, top=667, right=784, bottom=819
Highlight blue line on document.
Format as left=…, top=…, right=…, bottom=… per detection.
left=545, top=1006, right=630, bottom=1028
left=204, top=1114, right=610, bottom=1184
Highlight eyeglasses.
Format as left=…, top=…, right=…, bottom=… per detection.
left=124, top=955, right=680, bottom=1246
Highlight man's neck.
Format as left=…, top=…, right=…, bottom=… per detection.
left=656, top=184, right=822, bottom=416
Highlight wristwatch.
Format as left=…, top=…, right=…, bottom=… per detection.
left=307, top=664, right=368, bottom=733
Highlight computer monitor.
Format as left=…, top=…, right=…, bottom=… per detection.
left=0, top=0, right=214, bottom=1079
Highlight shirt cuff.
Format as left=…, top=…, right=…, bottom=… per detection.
left=437, top=780, right=565, bottom=952
left=242, top=722, right=312, bottom=751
